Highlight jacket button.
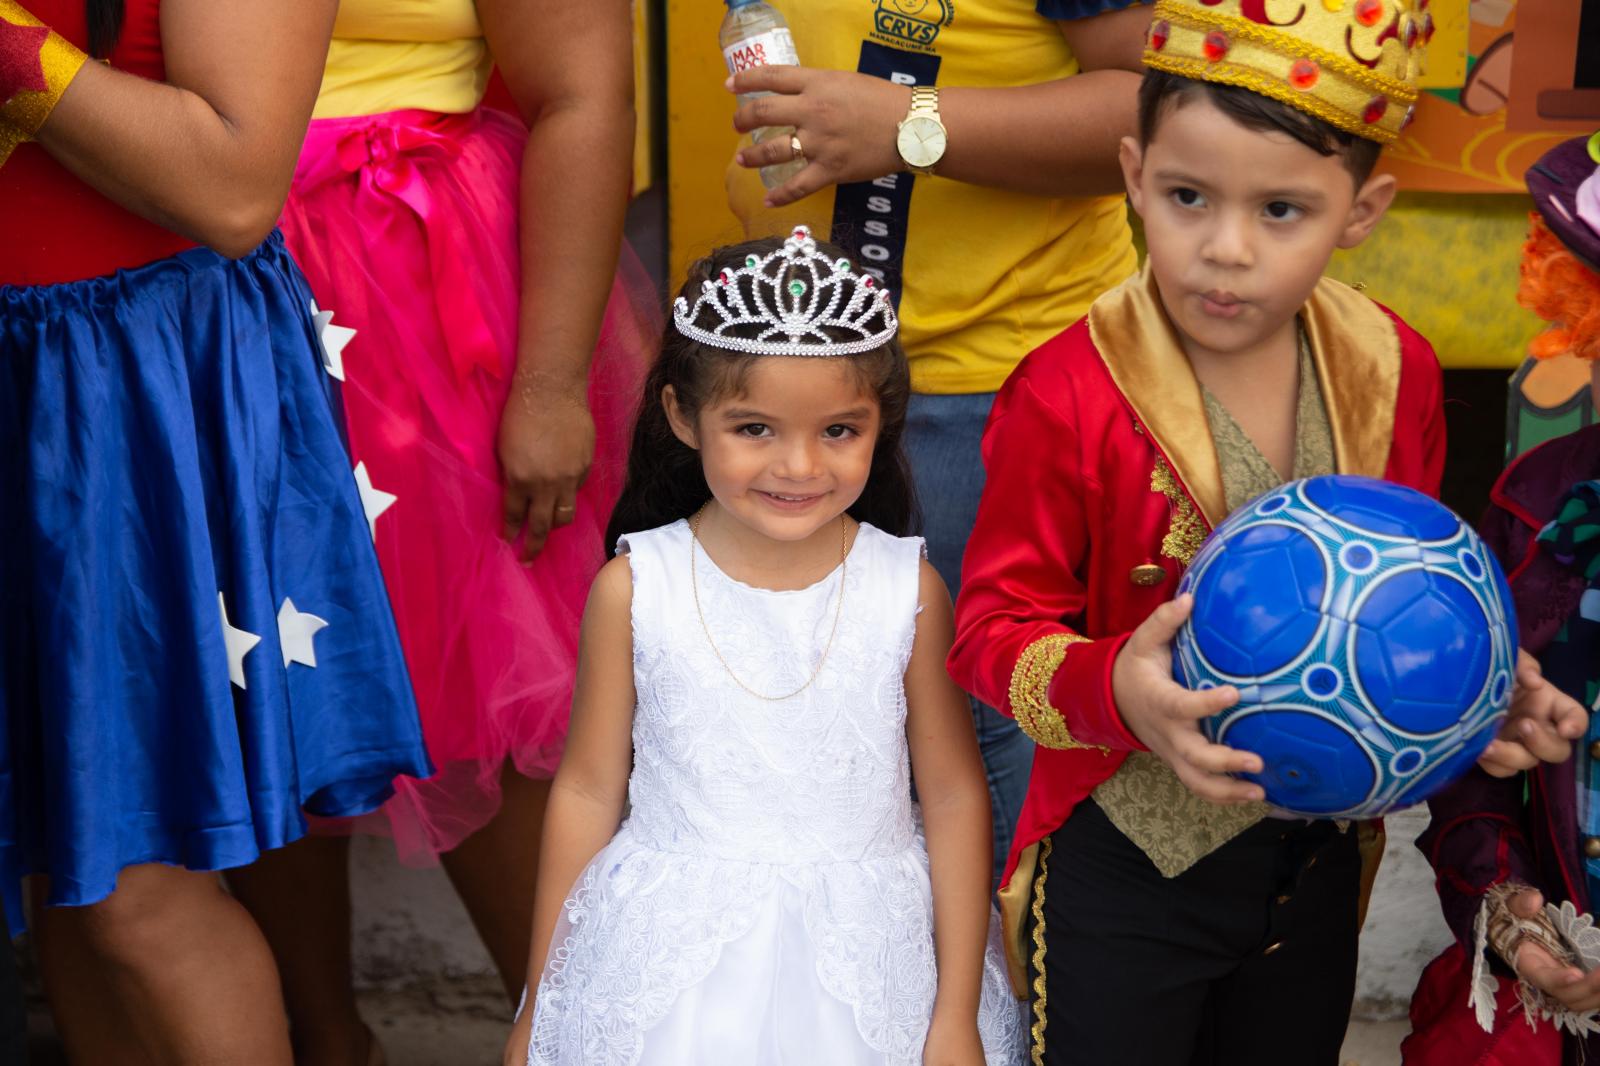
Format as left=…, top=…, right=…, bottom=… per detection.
left=1586, top=837, right=1600, bottom=859
left=1590, top=740, right=1600, bottom=760
left=1130, top=563, right=1167, bottom=587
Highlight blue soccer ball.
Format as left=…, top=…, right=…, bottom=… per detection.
left=1173, top=475, right=1518, bottom=819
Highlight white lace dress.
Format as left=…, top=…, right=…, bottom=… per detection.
left=527, top=519, right=1023, bottom=1066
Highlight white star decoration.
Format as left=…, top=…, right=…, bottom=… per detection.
left=277, top=598, right=329, bottom=669
left=308, top=300, right=355, bottom=383
left=218, top=592, right=261, bottom=690
left=352, top=461, right=397, bottom=540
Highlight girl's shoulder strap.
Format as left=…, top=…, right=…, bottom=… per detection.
left=613, top=517, right=690, bottom=562
left=613, top=519, right=691, bottom=623
left=850, top=523, right=929, bottom=634
left=850, top=522, right=926, bottom=568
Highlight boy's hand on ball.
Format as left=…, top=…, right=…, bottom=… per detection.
left=1509, top=889, right=1600, bottom=1013
left=1113, top=595, right=1266, bottom=806
left=1480, top=651, right=1587, bottom=777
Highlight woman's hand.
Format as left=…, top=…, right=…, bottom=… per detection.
left=921, top=1007, right=986, bottom=1066
left=729, top=66, right=910, bottom=208
left=497, top=370, right=594, bottom=563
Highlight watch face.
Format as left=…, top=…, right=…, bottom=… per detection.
left=897, top=115, right=947, bottom=169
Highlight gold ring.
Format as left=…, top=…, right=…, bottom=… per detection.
left=790, top=134, right=805, bottom=163
left=554, top=504, right=576, bottom=515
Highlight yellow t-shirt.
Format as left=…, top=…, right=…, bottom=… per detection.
left=314, top=0, right=492, bottom=120
left=727, top=0, right=1138, bottom=394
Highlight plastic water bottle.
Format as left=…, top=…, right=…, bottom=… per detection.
left=720, top=0, right=806, bottom=190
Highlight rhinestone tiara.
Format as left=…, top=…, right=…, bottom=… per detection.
left=672, top=226, right=898, bottom=357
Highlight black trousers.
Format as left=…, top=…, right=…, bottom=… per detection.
left=1025, top=798, right=1360, bottom=1066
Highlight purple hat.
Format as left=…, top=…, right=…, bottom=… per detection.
left=1528, top=136, right=1600, bottom=271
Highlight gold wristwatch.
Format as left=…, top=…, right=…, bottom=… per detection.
left=895, top=86, right=947, bottom=176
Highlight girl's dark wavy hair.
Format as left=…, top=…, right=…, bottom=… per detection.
left=85, top=0, right=125, bottom=58
left=605, top=236, right=920, bottom=554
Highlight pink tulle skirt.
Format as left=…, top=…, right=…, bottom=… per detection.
left=279, top=107, right=655, bottom=864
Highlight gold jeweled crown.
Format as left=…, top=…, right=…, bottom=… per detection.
left=1143, top=0, right=1431, bottom=145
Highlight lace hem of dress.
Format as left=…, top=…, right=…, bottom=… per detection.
left=528, top=830, right=1021, bottom=1066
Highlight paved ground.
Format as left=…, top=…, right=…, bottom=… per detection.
left=1340, top=1019, right=1408, bottom=1066
left=28, top=979, right=1409, bottom=1065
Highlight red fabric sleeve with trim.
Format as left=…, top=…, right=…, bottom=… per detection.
left=948, top=359, right=1146, bottom=753
left=1044, top=630, right=1140, bottom=749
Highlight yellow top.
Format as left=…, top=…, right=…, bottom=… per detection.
left=314, top=0, right=492, bottom=120
left=727, top=0, right=1137, bottom=395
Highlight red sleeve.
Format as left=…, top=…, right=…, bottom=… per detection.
left=947, top=359, right=1145, bottom=753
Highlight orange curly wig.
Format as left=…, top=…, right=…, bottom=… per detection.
left=1519, top=212, right=1600, bottom=362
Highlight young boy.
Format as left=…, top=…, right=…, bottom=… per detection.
left=946, top=2, right=1583, bottom=1062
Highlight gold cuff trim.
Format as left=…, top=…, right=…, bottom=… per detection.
left=1008, top=633, right=1106, bottom=752
left=1029, top=835, right=1053, bottom=1066
left=1151, top=455, right=1204, bottom=567
left=1, top=5, right=87, bottom=168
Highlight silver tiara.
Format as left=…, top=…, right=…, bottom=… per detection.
left=672, top=226, right=898, bottom=356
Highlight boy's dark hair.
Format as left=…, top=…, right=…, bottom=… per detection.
left=1137, top=69, right=1383, bottom=186
left=605, top=236, right=921, bottom=554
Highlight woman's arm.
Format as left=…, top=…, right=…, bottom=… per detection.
left=30, top=0, right=337, bottom=256
left=905, top=561, right=993, bottom=1063
left=477, top=0, right=636, bottom=562
left=504, top=555, right=636, bottom=1064
left=729, top=4, right=1151, bottom=206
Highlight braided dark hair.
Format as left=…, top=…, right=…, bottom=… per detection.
left=605, top=236, right=920, bottom=554
left=85, top=0, right=125, bottom=59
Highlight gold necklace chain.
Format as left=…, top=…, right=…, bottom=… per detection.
left=688, top=509, right=849, bottom=702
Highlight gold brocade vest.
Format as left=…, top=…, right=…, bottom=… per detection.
left=1091, top=334, right=1336, bottom=878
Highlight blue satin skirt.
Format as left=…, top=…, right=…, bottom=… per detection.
left=0, top=234, right=431, bottom=933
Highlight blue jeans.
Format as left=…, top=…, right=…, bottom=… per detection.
left=904, top=391, right=1035, bottom=890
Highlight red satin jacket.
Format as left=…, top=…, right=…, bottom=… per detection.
left=947, top=268, right=1446, bottom=922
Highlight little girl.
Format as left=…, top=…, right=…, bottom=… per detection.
left=502, top=227, right=1023, bottom=1066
